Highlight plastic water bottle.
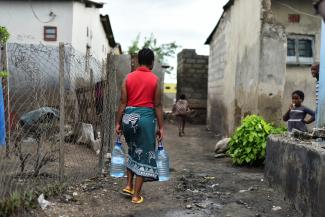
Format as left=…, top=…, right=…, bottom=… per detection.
left=156, top=142, right=170, bottom=181
left=110, top=137, right=125, bottom=177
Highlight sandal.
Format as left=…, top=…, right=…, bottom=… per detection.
left=131, top=196, right=144, bottom=204
left=122, top=188, right=134, bottom=196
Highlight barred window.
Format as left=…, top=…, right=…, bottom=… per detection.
left=287, top=35, right=314, bottom=65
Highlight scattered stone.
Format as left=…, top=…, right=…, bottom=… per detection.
left=272, top=206, right=282, bottom=211
left=291, top=129, right=313, bottom=140
left=204, top=176, right=215, bottom=180
left=186, top=204, right=193, bottom=209
left=312, top=128, right=325, bottom=139
left=214, top=153, right=227, bottom=158
left=73, top=192, right=78, bottom=196
left=214, top=137, right=230, bottom=154
left=211, top=183, right=219, bottom=188
left=237, top=200, right=248, bottom=206
left=186, top=189, right=199, bottom=193
left=62, top=194, right=73, bottom=203
left=239, top=186, right=255, bottom=193
left=255, top=214, right=261, bottom=217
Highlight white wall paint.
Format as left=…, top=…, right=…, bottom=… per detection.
left=72, top=2, right=110, bottom=61
left=0, top=1, right=73, bottom=45
left=0, top=0, right=110, bottom=60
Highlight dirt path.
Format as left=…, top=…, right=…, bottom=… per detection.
left=30, top=123, right=300, bottom=217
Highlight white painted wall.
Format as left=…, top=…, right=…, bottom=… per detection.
left=0, top=1, right=111, bottom=60
left=0, top=1, right=73, bottom=45
left=72, top=2, right=110, bottom=61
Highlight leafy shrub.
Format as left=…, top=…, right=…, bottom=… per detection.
left=227, top=115, right=286, bottom=166
left=0, top=26, right=10, bottom=44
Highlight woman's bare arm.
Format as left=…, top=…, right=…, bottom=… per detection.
left=115, top=78, right=127, bottom=135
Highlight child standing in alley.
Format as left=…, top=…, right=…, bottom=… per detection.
left=283, top=90, right=315, bottom=132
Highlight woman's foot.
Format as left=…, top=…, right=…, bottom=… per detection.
left=179, top=131, right=182, bottom=137
left=132, top=195, right=144, bottom=204
left=122, top=186, right=134, bottom=196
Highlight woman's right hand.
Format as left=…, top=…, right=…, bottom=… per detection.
left=116, top=123, right=122, bottom=135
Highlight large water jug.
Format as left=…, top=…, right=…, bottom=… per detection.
left=110, top=137, right=125, bottom=177
left=156, top=142, right=170, bottom=181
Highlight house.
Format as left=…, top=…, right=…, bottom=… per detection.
left=205, top=0, right=321, bottom=135
left=0, top=0, right=121, bottom=118
left=0, top=0, right=120, bottom=59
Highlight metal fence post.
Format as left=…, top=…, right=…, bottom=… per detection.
left=59, top=43, right=65, bottom=181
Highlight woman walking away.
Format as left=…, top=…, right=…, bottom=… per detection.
left=173, top=94, right=190, bottom=136
left=115, top=48, right=164, bottom=204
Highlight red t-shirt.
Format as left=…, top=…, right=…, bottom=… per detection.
left=126, top=66, right=158, bottom=108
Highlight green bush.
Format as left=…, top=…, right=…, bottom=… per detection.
left=0, top=26, right=10, bottom=44
left=227, top=115, right=286, bottom=166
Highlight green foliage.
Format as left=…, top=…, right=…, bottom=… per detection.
left=0, top=71, right=9, bottom=78
left=227, top=115, right=286, bottom=166
left=128, top=33, right=180, bottom=73
left=0, top=26, right=10, bottom=44
left=0, top=183, right=66, bottom=217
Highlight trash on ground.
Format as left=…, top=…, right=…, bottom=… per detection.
left=38, top=194, right=52, bottom=210
left=239, top=186, right=255, bottom=193
left=272, top=206, right=282, bottom=211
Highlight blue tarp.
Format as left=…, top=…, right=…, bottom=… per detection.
left=0, top=78, right=6, bottom=146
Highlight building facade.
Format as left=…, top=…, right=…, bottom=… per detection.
left=206, top=0, right=321, bottom=135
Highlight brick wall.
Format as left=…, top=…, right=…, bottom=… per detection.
left=177, top=49, right=208, bottom=124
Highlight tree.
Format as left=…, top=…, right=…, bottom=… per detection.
left=0, top=26, right=10, bottom=44
left=128, top=34, right=179, bottom=73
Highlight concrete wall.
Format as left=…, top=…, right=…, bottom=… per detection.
left=271, top=0, right=321, bottom=124
left=0, top=1, right=73, bottom=45
left=265, top=135, right=325, bottom=217
left=207, top=0, right=321, bottom=135
left=207, top=0, right=262, bottom=135
left=177, top=49, right=208, bottom=124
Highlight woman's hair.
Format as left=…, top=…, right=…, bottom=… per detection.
left=292, top=90, right=304, bottom=101
left=180, top=94, right=186, bottom=100
left=138, top=48, right=154, bottom=66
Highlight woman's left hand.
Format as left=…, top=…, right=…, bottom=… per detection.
left=156, top=128, right=164, bottom=141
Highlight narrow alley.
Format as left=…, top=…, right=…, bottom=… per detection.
left=30, top=123, right=299, bottom=217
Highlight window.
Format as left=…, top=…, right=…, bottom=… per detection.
left=287, top=35, right=314, bottom=65
left=44, top=26, right=57, bottom=41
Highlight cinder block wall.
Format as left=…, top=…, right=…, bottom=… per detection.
left=265, top=135, right=325, bottom=217
left=176, top=49, right=208, bottom=124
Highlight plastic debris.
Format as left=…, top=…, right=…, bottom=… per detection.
left=272, top=206, right=282, bottom=211
left=38, top=194, right=52, bottom=210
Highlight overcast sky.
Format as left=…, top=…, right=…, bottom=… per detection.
left=101, top=0, right=228, bottom=83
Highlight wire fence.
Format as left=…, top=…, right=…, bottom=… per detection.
left=0, top=42, right=118, bottom=200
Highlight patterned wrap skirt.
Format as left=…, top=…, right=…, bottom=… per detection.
left=122, top=106, right=158, bottom=181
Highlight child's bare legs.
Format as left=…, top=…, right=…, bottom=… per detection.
left=132, top=175, right=144, bottom=201
left=181, top=116, right=186, bottom=134
left=177, top=116, right=182, bottom=136
left=125, top=168, right=134, bottom=190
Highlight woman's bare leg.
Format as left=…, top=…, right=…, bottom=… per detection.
left=132, top=175, right=144, bottom=200
left=125, top=168, right=134, bottom=190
